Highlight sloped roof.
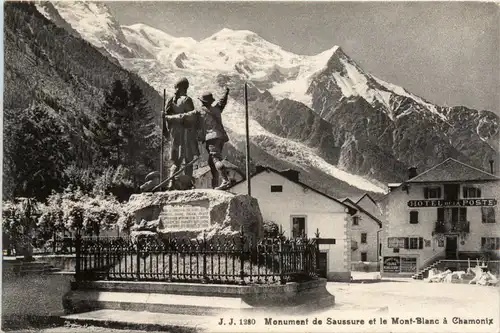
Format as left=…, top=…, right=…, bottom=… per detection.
left=228, top=166, right=357, bottom=215
left=407, top=158, right=499, bottom=183
left=355, top=193, right=378, bottom=205
left=342, top=198, right=382, bottom=228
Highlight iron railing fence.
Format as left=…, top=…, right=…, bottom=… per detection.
left=75, top=232, right=320, bottom=285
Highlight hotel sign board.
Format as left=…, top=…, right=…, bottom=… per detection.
left=383, top=256, right=400, bottom=273
left=407, top=199, right=497, bottom=208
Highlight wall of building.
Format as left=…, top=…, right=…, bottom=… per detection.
left=230, top=171, right=351, bottom=281
left=351, top=211, right=381, bottom=263
left=357, top=196, right=383, bottom=221
left=381, top=181, right=500, bottom=275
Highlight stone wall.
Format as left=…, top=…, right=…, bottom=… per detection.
left=2, top=266, right=73, bottom=327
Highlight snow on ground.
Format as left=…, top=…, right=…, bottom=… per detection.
left=224, top=101, right=387, bottom=194
left=49, top=2, right=126, bottom=51
left=269, top=46, right=339, bottom=107
left=373, top=76, right=448, bottom=121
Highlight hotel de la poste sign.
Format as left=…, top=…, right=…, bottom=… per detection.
left=407, top=199, right=497, bottom=208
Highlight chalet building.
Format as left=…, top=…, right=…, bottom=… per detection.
left=342, top=194, right=383, bottom=271
left=380, top=158, right=500, bottom=277
left=193, top=161, right=244, bottom=189
left=228, top=166, right=357, bottom=282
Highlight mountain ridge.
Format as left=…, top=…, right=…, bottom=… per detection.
left=35, top=1, right=499, bottom=196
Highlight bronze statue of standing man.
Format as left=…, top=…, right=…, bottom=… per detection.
left=163, top=77, right=200, bottom=189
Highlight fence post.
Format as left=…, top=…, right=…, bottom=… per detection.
left=75, top=231, right=81, bottom=284
left=279, top=235, right=285, bottom=285
left=315, top=228, right=320, bottom=276
left=202, top=230, right=208, bottom=283
left=136, top=237, right=141, bottom=281
left=239, top=227, right=246, bottom=285
left=168, top=238, right=173, bottom=282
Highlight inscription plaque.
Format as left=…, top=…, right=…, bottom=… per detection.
left=159, top=200, right=210, bottom=230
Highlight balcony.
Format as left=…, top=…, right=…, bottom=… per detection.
left=433, top=220, right=470, bottom=235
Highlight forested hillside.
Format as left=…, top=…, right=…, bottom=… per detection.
left=3, top=2, right=164, bottom=200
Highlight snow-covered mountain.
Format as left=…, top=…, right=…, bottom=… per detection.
left=36, top=1, right=499, bottom=196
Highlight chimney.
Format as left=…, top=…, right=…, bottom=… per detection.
left=489, top=160, right=494, bottom=174
left=408, top=167, right=418, bottom=180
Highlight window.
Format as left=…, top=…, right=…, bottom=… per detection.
left=481, top=207, right=496, bottom=223
left=400, top=257, right=417, bottom=273
left=361, top=252, right=367, bottom=262
left=437, top=208, right=467, bottom=223
left=409, top=211, right=419, bottom=224
left=352, top=216, right=359, bottom=226
left=361, top=233, right=367, bottom=244
left=409, top=238, right=419, bottom=249
left=424, top=187, right=441, bottom=199
left=404, top=237, right=424, bottom=250
left=463, top=186, right=481, bottom=198
left=481, top=237, right=500, bottom=250
left=291, top=216, right=306, bottom=238
left=388, top=237, right=405, bottom=248
left=270, top=185, right=283, bottom=192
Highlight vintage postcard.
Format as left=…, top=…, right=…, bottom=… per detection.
left=2, top=1, right=499, bottom=332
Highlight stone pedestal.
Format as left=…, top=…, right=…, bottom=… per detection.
left=125, top=189, right=263, bottom=241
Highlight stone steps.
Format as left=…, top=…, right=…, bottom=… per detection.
left=65, top=290, right=251, bottom=316
left=61, top=309, right=210, bottom=332
left=4, top=260, right=61, bottom=276
left=63, top=279, right=336, bottom=330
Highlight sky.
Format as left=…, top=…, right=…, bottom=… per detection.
left=107, top=1, right=499, bottom=112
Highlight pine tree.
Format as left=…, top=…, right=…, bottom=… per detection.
left=123, top=79, right=160, bottom=182
left=8, top=104, right=72, bottom=200
left=94, top=79, right=129, bottom=167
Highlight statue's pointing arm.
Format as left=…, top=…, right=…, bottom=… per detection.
left=217, top=87, right=230, bottom=112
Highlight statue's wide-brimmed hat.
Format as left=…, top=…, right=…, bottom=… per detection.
left=199, top=92, right=215, bottom=104
left=174, top=77, right=189, bottom=89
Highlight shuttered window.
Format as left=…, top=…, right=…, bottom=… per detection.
left=424, top=187, right=441, bottom=199
left=438, top=208, right=467, bottom=222
left=463, top=186, right=481, bottom=198
left=404, top=237, right=424, bottom=250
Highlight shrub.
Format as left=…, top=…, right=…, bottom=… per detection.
left=263, top=220, right=280, bottom=238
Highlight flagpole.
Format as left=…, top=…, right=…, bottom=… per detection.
left=244, top=83, right=251, bottom=196
left=160, top=88, right=166, bottom=186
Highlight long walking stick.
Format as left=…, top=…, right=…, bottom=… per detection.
left=152, top=156, right=200, bottom=192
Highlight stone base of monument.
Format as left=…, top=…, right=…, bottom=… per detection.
left=62, top=279, right=334, bottom=331
left=127, top=189, right=263, bottom=241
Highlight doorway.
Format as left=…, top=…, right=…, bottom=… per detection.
left=318, top=252, right=328, bottom=278
left=443, top=184, right=460, bottom=201
left=445, top=236, right=458, bottom=259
